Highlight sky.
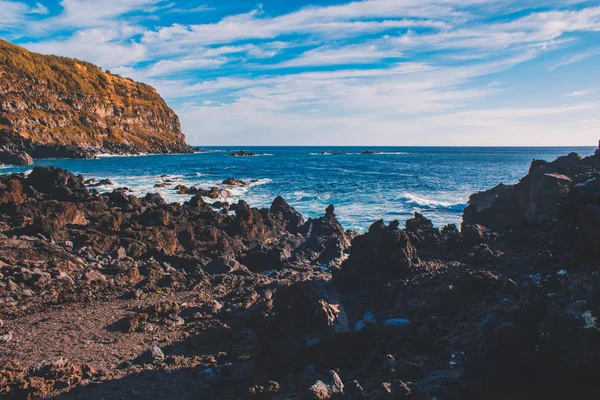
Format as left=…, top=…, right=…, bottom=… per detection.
left=1, top=0, right=600, bottom=146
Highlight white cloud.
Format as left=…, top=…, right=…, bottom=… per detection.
left=145, top=57, right=227, bottom=76
left=167, top=5, right=214, bottom=14
left=27, top=0, right=162, bottom=33
left=29, top=2, right=49, bottom=15
left=25, top=27, right=147, bottom=67
left=567, top=89, right=592, bottom=97
left=0, top=1, right=29, bottom=29
left=140, top=2, right=454, bottom=49
left=276, top=44, right=402, bottom=67
left=551, top=48, right=600, bottom=70
left=177, top=101, right=599, bottom=146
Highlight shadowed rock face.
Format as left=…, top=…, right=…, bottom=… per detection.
left=463, top=152, right=594, bottom=230
left=0, top=40, right=192, bottom=160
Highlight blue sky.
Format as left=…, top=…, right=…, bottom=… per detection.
left=1, top=0, right=600, bottom=146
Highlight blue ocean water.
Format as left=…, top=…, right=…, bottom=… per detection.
left=0, top=147, right=595, bottom=232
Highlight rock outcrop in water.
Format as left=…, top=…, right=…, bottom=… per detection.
left=0, top=40, right=193, bottom=163
left=1, top=150, right=600, bottom=399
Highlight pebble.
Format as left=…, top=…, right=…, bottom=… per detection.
left=165, top=315, right=185, bottom=326
left=0, top=331, right=13, bottom=344
left=150, top=345, right=164, bottom=362
left=382, top=318, right=412, bottom=334
left=353, top=320, right=366, bottom=332
left=363, top=312, right=377, bottom=324
left=84, top=270, right=107, bottom=282
left=116, top=247, right=127, bottom=259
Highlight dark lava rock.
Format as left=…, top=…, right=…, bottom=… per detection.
left=336, top=219, right=418, bottom=285
left=270, top=196, right=304, bottom=233
left=0, top=147, right=33, bottom=165
left=203, top=257, right=250, bottom=275
left=222, top=178, right=248, bottom=186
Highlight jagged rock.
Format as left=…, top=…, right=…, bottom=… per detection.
left=464, top=156, right=577, bottom=230
left=230, top=151, right=255, bottom=157
left=223, top=178, right=248, bottom=186
left=203, top=257, right=250, bottom=275
left=270, top=196, right=304, bottom=233
left=0, top=177, right=26, bottom=205
left=263, top=280, right=349, bottom=372
left=461, top=224, right=489, bottom=246
left=30, top=358, right=82, bottom=389
left=116, top=247, right=127, bottom=259
left=197, top=187, right=232, bottom=199
left=84, top=270, right=106, bottom=283
left=187, top=193, right=208, bottom=208
left=26, top=166, right=88, bottom=201
left=293, top=205, right=353, bottom=265
left=240, top=244, right=290, bottom=271
left=0, top=147, right=33, bottom=165
left=308, top=370, right=344, bottom=399
left=337, top=219, right=418, bottom=283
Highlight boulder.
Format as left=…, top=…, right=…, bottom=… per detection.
left=186, top=193, right=208, bottom=208
left=0, top=177, right=26, bottom=206
left=270, top=196, right=304, bottom=233
left=26, top=167, right=88, bottom=201
left=198, top=187, right=232, bottom=199
left=223, top=178, right=248, bottom=187
left=382, top=318, right=412, bottom=334
left=293, top=205, right=353, bottom=265
left=263, top=280, right=349, bottom=372
left=0, top=147, right=33, bottom=165
left=337, top=219, right=418, bottom=283
left=308, top=370, right=345, bottom=400
left=239, top=244, right=290, bottom=271
left=464, top=157, right=576, bottom=230
left=203, top=257, right=250, bottom=275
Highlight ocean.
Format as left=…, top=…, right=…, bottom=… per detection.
left=0, top=146, right=595, bottom=232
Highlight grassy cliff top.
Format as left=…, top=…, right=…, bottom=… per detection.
left=0, top=39, right=158, bottom=100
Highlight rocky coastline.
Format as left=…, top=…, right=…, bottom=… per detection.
left=0, top=40, right=194, bottom=166
left=0, top=150, right=599, bottom=399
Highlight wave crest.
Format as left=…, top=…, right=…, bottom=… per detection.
left=400, top=193, right=466, bottom=212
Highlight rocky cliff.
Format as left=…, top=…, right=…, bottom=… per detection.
left=0, top=39, right=193, bottom=164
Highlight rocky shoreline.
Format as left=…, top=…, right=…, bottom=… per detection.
left=1, top=150, right=599, bottom=399
left=0, top=138, right=197, bottom=166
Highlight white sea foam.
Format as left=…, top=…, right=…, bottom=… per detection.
left=84, top=173, right=274, bottom=207
left=400, top=193, right=466, bottom=211
left=96, top=153, right=149, bottom=158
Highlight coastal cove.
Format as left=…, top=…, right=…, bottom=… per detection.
left=0, top=146, right=595, bottom=231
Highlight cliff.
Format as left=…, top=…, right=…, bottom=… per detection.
left=0, top=39, right=192, bottom=164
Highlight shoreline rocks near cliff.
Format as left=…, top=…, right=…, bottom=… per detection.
left=1, top=150, right=600, bottom=399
